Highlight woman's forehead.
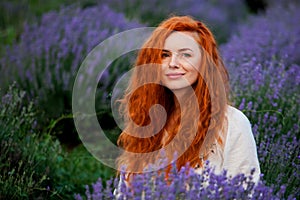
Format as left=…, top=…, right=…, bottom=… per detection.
left=163, top=31, right=200, bottom=52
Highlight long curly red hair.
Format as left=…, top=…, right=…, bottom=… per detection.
left=116, top=15, right=229, bottom=176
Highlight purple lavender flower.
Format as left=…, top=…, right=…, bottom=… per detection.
left=74, top=193, right=83, bottom=200
left=91, top=178, right=103, bottom=200
left=76, top=162, right=292, bottom=199
left=85, top=184, right=92, bottom=200
left=103, top=179, right=114, bottom=199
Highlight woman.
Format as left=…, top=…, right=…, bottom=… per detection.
left=116, top=15, right=260, bottom=184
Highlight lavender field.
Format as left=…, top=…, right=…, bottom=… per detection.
left=0, top=0, right=299, bottom=199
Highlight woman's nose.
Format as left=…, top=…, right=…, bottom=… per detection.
left=169, top=54, right=180, bottom=68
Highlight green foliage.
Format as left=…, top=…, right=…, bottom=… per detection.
left=0, top=84, right=61, bottom=199
left=0, top=84, right=116, bottom=199
left=53, top=144, right=116, bottom=198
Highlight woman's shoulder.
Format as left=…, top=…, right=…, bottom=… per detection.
left=225, top=105, right=253, bottom=141
left=224, top=105, right=257, bottom=153
left=226, top=105, right=251, bottom=127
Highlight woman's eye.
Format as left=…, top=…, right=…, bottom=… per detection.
left=161, top=53, right=170, bottom=58
left=182, top=53, right=191, bottom=58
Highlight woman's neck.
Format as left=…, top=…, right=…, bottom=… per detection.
left=172, top=88, right=189, bottom=101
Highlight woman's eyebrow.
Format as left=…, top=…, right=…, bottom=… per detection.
left=162, top=48, right=193, bottom=52
left=178, top=48, right=193, bottom=52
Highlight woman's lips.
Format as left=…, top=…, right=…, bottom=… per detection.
left=166, top=73, right=185, bottom=79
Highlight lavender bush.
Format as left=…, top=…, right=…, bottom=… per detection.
left=104, top=0, right=249, bottom=43
left=75, top=162, right=290, bottom=200
left=220, top=1, right=300, bottom=197
left=0, top=84, right=62, bottom=199
left=0, top=4, right=142, bottom=118
left=221, top=2, right=300, bottom=73
left=0, top=84, right=117, bottom=199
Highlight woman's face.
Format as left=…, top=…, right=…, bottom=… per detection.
left=161, top=31, right=201, bottom=94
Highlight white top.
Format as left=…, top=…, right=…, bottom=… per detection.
left=195, top=105, right=261, bottom=183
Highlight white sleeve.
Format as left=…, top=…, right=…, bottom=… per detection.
left=114, top=173, right=130, bottom=198
left=223, top=106, right=261, bottom=183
